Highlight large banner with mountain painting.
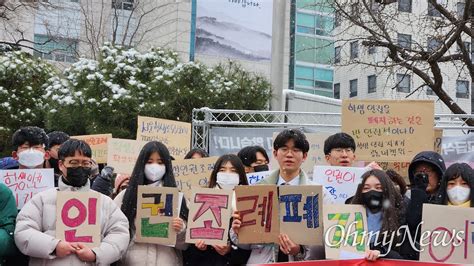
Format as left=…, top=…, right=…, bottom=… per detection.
left=195, top=0, right=273, bottom=61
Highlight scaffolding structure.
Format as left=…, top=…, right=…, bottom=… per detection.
left=191, top=107, right=474, bottom=152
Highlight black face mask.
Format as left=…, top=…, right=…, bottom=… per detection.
left=49, top=158, right=60, bottom=174
left=253, top=164, right=269, bottom=172
left=362, top=190, right=384, bottom=213
left=64, top=167, right=91, bottom=187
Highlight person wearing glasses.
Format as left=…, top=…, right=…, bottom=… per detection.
left=15, top=139, right=130, bottom=265
left=231, top=129, right=311, bottom=263
left=323, top=133, right=357, bottom=167
left=398, top=150, right=446, bottom=260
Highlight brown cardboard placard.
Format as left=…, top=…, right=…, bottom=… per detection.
left=419, top=204, right=474, bottom=264
left=106, top=138, right=148, bottom=175
left=56, top=191, right=101, bottom=248
left=135, top=186, right=179, bottom=245
left=186, top=188, right=233, bottom=245
left=136, top=116, right=191, bottom=158
left=72, top=134, right=112, bottom=164
left=235, top=185, right=279, bottom=244
left=270, top=132, right=329, bottom=178
left=342, top=99, right=435, bottom=162
left=323, top=204, right=367, bottom=259
left=279, top=185, right=323, bottom=245
left=434, top=128, right=443, bottom=154
left=367, top=161, right=410, bottom=184
left=172, top=157, right=218, bottom=199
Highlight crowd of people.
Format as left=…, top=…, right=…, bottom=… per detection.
left=0, top=126, right=472, bottom=265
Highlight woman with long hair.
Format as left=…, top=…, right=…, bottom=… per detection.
left=115, top=141, right=188, bottom=265
left=351, top=169, right=405, bottom=261
left=184, top=154, right=250, bottom=266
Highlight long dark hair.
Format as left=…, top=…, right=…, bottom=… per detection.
left=351, top=169, right=404, bottom=242
left=208, top=154, right=248, bottom=188
left=121, top=141, right=188, bottom=236
left=439, top=163, right=474, bottom=206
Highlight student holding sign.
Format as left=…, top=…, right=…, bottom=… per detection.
left=14, top=139, right=130, bottom=265
left=231, top=129, right=311, bottom=263
left=350, top=169, right=405, bottom=261
left=115, top=141, right=189, bottom=266
left=439, top=163, right=474, bottom=207
left=184, top=154, right=250, bottom=266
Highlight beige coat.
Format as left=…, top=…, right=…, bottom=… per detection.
left=15, top=179, right=130, bottom=266
left=114, top=189, right=187, bottom=266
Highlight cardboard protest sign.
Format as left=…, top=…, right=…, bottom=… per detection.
left=56, top=192, right=101, bottom=247
left=72, top=134, right=112, bottom=164
left=137, top=116, right=191, bottom=158
left=186, top=188, right=233, bottom=245
left=106, top=138, right=148, bottom=175
left=271, top=132, right=329, bottom=178
left=365, top=162, right=410, bottom=183
left=342, top=100, right=434, bottom=162
left=313, top=166, right=366, bottom=204
left=279, top=185, right=323, bottom=245
left=434, top=129, right=443, bottom=154
left=235, top=185, right=279, bottom=244
left=246, top=170, right=272, bottom=185
left=323, top=204, right=367, bottom=259
left=135, top=186, right=179, bottom=245
left=420, top=204, right=474, bottom=264
left=172, top=157, right=217, bottom=199
left=0, top=169, right=54, bottom=209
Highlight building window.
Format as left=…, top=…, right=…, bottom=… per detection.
left=425, top=86, right=435, bottom=95
left=456, top=80, right=469, bottom=98
left=398, top=0, right=412, bottom=12
left=334, top=83, right=340, bottom=99
left=396, top=74, right=411, bottom=93
left=294, top=65, right=333, bottom=92
left=33, top=34, right=77, bottom=63
left=368, top=46, right=376, bottom=54
left=427, top=37, right=442, bottom=52
left=457, top=42, right=471, bottom=55
left=398, top=33, right=412, bottom=49
left=349, top=79, right=358, bottom=97
left=351, top=3, right=359, bottom=16
left=334, top=46, right=341, bottom=63
left=335, top=10, right=341, bottom=27
left=296, top=13, right=333, bottom=37
left=368, top=75, right=377, bottom=93
left=428, top=1, right=442, bottom=17
left=456, top=2, right=465, bottom=18
left=112, top=0, right=134, bottom=10
left=350, top=41, right=359, bottom=59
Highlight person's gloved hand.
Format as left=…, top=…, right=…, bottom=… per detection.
left=100, top=166, right=114, bottom=181
left=412, top=173, right=429, bottom=191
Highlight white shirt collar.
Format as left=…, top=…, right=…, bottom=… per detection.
left=277, top=172, right=300, bottom=186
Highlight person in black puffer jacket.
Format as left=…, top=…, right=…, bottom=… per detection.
left=400, top=151, right=446, bottom=260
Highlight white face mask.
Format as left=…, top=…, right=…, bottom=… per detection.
left=216, top=172, right=240, bottom=190
left=144, top=163, right=166, bottom=183
left=447, top=185, right=471, bottom=205
left=18, top=149, right=45, bottom=168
